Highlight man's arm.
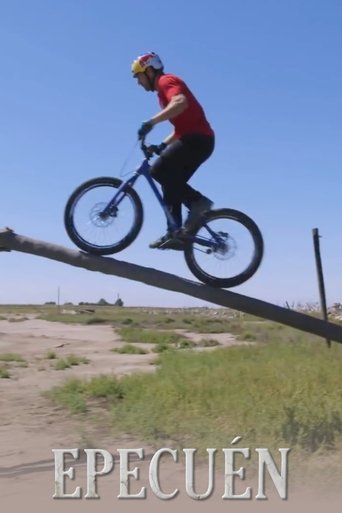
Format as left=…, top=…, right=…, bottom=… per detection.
left=163, top=131, right=177, bottom=145
left=150, top=94, right=188, bottom=127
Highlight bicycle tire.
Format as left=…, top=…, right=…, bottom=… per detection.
left=64, top=176, right=143, bottom=255
left=184, top=208, right=264, bottom=288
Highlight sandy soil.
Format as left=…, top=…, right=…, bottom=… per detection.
left=0, top=316, right=340, bottom=511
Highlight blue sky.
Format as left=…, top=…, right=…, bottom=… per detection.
left=0, top=0, right=341, bottom=307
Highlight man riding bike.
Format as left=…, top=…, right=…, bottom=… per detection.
left=132, top=52, right=215, bottom=250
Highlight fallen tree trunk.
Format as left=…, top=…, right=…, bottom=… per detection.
left=1, top=227, right=342, bottom=344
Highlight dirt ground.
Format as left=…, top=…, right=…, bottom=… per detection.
left=0, top=316, right=340, bottom=511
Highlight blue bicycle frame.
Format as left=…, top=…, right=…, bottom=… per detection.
left=100, top=152, right=225, bottom=252
left=101, top=158, right=179, bottom=232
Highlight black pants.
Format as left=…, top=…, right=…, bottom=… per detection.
left=150, top=133, right=215, bottom=229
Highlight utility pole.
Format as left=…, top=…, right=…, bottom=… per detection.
left=312, top=228, right=330, bottom=348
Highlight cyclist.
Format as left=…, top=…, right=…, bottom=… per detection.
left=131, top=52, right=215, bottom=250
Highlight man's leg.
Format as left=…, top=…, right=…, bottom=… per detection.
left=149, top=134, right=215, bottom=247
left=169, top=134, right=215, bottom=231
left=149, top=139, right=189, bottom=249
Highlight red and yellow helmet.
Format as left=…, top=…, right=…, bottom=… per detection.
left=131, top=52, right=164, bottom=77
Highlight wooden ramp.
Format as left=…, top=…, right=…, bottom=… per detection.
left=1, top=227, right=342, bottom=344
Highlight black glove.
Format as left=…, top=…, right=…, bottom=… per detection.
left=138, top=120, right=153, bottom=140
left=146, top=142, right=167, bottom=156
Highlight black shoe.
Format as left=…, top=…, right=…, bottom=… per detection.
left=183, top=197, right=213, bottom=231
left=161, top=238, right=185, bottom=251
left=149, top=232, right=172, bottom=249
left=149, top=232, right=185, bottom=251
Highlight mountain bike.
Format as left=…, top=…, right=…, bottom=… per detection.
left=64, top=137, right=264, bottom=288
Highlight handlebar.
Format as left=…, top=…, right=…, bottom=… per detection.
left=140, top=136, right=167, bottom=160
left=140, top=135, right=151, bottom=160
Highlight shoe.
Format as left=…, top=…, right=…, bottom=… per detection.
left=149, top=232, right=172, bottom=249
left=161, top=238, right=185, bottom=251
left=149, top=232, right=184, bottom=251
left=183, top=197, right=213, bottom=231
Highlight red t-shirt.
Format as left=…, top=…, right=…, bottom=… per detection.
left=156, top=73, right=214, bottom=139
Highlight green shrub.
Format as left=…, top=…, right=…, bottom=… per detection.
left=118, top=327, right=187, bottom=345
left=0, top=367, right=10, bottom=379
left=0, top=353, right=26, bottom=363
left=197, top=338, right=220, bottom=347
left=54, top=355, right=89, bottom=370
left=45, top=351, right=57, bottom=360
left=112, top=344, right=148, bottom=355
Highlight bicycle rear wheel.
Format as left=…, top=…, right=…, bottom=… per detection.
left=184, top=208, right=264, bottom=288
left=64, top=177, right=143, bottom=255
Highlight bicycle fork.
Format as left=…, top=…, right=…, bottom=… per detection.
left=99, top=174, right=140, bottom=219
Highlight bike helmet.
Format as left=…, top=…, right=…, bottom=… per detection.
left=131, top=52, right=164, bottom=76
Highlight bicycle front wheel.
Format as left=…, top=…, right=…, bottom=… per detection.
left=64, top=177, right=143, bottom=255
left=184, top=208, right=264, bottom=288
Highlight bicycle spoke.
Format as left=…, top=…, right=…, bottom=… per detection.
left=184, top=209, right=263, bottom=288
left=64, top=177, right=143, bottom=255
left=71, top=186, right=135, bottom=249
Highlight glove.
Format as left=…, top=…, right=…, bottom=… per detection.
left=146, top=142, right=167, bottom=156
left=138, top=120, right=153, bottom=140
